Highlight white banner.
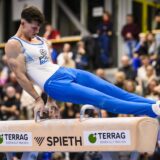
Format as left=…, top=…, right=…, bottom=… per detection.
left=83, top=130, right=131, bottom=146
left=0, top=132, right=32, bottom=146
left=12, top=0, right=44, bottom=21
left=92, top=7, right=103, bottom=17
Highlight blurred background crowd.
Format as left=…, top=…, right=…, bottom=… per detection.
left=1, top=0, right=160, bottom=160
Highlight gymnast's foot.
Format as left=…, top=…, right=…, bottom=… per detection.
left=152, top=102, right=160, bottom=117
left=156, top=101, right=160, bottom=105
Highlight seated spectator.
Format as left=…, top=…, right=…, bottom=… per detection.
left=43, top=23, right=60, bottom=40
left=101, top=110, right=108, bottom=118
left=61, top=102, right=80, bottom=119
left=147, top=32, right=158, bottom=55
left=1, top=86, right=20, bottom=120
left=123, top=80, right=139, bottom=94
left=144, top=65, right=157, bottom=86
left=155, top=54, right=160, bottom=76
left=120, top=80, right=139, bottom=117
left=74, top=41, right=89, bottom=70
left=47, top=41, right=58, bottom=64
left=50, top=48, right=58, bottom=64
left=8, top=72, right=22, bottom=98
left=0, top=55, right=9, bottom=86
left=57, top=43, right=75, bottom=68
left=137, top=55, right=150, bottom=81
left=132, top=53, right=141, bottom=72
left=119, top=55, right=136, bottom=80
left=0, top=56, right=10, bottom=101
left=144, top=32, right=159, bottom=73
left=145, top=79, right=159, bottom=101
left=95, top=68, right=107, bottom=81
left=121, top=14, right=140, bottom=58
left=114, top=71, right=126, bottom=88
left=20, top=84, right=42, bottom=119
left=52, top=152, right=64, bottom=160
left=134, top=33, right=148, bottom=55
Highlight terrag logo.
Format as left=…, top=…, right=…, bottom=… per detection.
left=88, top=134, right=97, bottom=143
left=84, top=130, right=131, bottom=146
left=34, top=137, right=45, bottom=146
left=0, top=132, right=32, bottom=146
left=0, top=135, right=3, bottom=144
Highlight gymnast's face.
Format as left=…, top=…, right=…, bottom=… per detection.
left=21, top=19, right=40, bottom=38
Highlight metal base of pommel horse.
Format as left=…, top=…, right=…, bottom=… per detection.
left=3, top=104, right=159, bottom=160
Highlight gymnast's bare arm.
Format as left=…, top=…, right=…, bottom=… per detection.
left=5, top=39, right=45, bottom=116
left=44, top=39, right=61, bottom=118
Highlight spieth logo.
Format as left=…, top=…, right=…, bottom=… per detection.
left=0, top=132, right=32, bottom=146
left=84, top=130, right=131, bottom=146
left=34, top=137, right=45, bottom=146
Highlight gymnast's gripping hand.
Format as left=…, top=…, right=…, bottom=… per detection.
left=45, top=97, right=61, bottom=119
left=34, top=96, right=46, bottom=117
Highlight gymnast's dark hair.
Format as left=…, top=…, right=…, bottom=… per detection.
left=21, top=6, right=44, bottom=25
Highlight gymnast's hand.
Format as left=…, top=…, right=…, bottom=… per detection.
left=34, top=97, right=46, bottom=118
left=45, top=97, right=61, bottom=119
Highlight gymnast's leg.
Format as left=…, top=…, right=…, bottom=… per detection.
left=44, top=79, right=157, bottom=117
left=72, top=68, right=155, bottom=104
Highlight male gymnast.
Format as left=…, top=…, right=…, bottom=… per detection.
left=5, top=6, right=160, bottom=118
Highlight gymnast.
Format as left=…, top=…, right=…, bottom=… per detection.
left=5, top=6, right=160, bottom=118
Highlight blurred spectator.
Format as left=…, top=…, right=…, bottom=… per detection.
left=47, top=41, right=58, bottom=64
left=134, top=33, right=148, bottom=55
left=154, top=9, right=160, bottom=30
left=121, top=14, right=140, bottom=58
left=38, top=152, right=54, bottom=160
left=145, top=65, right=157, bottom=85
left=101, top=110, right=108, bottom=118
left=123, top=80, right=136, bottom=93
left=74, top=41, right=89, bottom=70
left=145, top=79, right=159, bottom=101
left=0, top=55, right=9, bottom=86
left=154, top=9, right=160, bottom=46
left=43, top=23, right=60, bottom=40
left=135, top=32, right=158, bottom=57
left=95, top=68, right=107, bottom=81
left=119, top=80, right=140, bottom=117
left=53, top=153, right=64, bottom=160
left=1, top=86, right=20, bottom=120
left=155, top=55, right=160, bottom=76
left=82, top=36, right=97, bottom=70
left=132, top=53, right=141, bottom=72
left=97, top=11, right=112, bottom=67
left=57, top=43, right=75, bottom=68
left=119, top=55, right=136, bottom=80
left=50, top=48, right=58, bottom=64
left=20, top=85, right=42, bottom=119
left=147, top=32, right=158, bottom=55
left=61, top=103, right=80, bottom=119
left=112, top=71, right=126, bottom=117
left=114, top=71, right=126, bottom=88
left=95, top=68, right=115, bottom=118
left=8, top=72, right=22, bottom=98
left=137, top=55, right=150, bottom=81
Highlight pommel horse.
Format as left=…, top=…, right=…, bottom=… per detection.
left=1, top=105, right=159, bottom=160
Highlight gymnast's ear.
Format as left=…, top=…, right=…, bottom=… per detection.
left=21, top=19, right=25, bottom=26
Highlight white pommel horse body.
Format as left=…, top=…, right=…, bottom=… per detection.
left=1, top=105, right=159, bottom=160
